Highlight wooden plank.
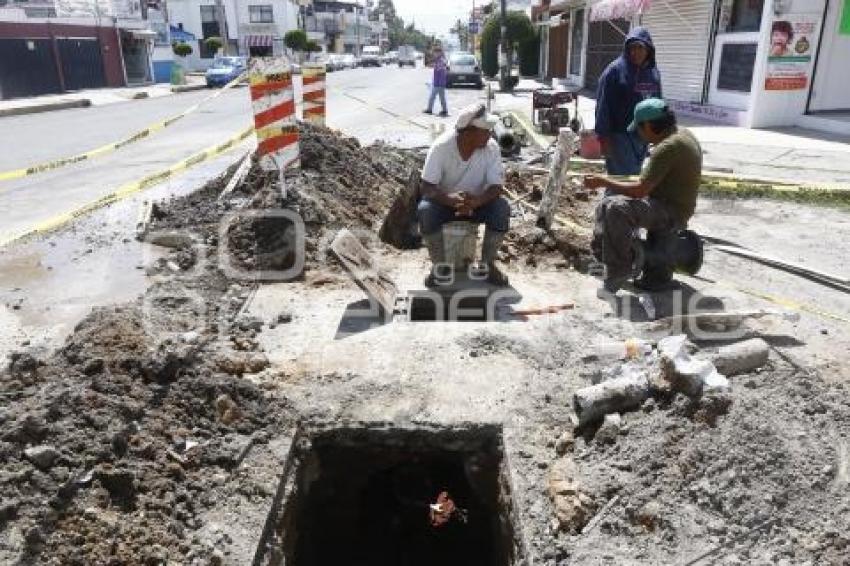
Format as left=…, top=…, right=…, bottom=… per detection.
left=330, top=229, right=399, bottom=317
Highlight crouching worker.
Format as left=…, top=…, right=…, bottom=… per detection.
left=584, top=98, right=702, bottom=295
left=418, top=102, right=511, bottom=287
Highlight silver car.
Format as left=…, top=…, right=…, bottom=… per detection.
left=446, top=52, right=484, bottom=89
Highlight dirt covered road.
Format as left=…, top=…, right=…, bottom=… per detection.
left=1, top=124, right=849, bottom=565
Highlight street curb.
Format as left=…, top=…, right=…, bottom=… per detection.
left=171, top=83, right=208, bottom=93
left=0, top=99, right=91, bottom=118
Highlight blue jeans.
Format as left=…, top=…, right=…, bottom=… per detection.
left=605, top=131, right=647, bottom=176
left=427, top=86, right=447, bottom=113
left=417, top=197, right=510, bottom=236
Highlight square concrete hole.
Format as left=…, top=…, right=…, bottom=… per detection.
left=262, top=424, right=520, bottom=566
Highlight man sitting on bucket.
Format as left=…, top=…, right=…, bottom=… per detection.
left=418, top=102, right=511, bottom=287
left=584, top=98, right=702, bottom=296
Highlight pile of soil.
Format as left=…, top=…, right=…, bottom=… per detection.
left=1, top=299, right=293, bottom=564
left=502, top=168, right=597, bottom=270
left=570, top=360, right=850, bottom=565
left=150, top=125, right=598, bottom=275
left=150, top=123, right=425, bottom=273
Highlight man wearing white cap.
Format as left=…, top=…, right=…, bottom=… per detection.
left=418, top=102, right=511, bottom=287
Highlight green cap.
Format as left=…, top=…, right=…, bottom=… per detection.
left=627, top=98, right=670, bottom=132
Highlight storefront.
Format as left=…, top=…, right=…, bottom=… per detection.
left=535, top=0, right=589, bottom=88
left=584, top=0, right=849, bottom=133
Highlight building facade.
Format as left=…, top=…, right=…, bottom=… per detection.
left=534, top=0, right=850, bottom=133
left=305, top=0, right=385, bottom=55
left=0, top=0, right=160, bottom=98
left=167, top=0, right=299, bottom=69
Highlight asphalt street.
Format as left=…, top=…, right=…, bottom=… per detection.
left=0, top=65, right=483, bottom=244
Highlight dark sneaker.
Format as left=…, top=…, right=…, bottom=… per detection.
left=438, top=111, right=449, bottom=117
left=596, top=276, right=627, bottom=300
left=423, top=109, right=433, bottom=114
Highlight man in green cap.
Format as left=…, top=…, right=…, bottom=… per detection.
left=584, top=98, right=702, bottom=295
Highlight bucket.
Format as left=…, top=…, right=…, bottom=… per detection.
left=579, top=130, right=602, bottom=160
left=442, top=221, right=478, bottom=270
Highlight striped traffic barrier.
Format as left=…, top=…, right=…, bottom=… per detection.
left=249, top=59, right=299, bottom=175
left=302, top=62, right=327, bottom=126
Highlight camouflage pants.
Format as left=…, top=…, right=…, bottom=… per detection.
left=591, top=196, right=675, bottom=281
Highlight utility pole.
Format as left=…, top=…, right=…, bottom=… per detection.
left=214, top=0, right=230, bottom=55
left=499, top=0, right=513, bottom=92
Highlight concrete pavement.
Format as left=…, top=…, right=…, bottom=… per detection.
left=494, top=81, right=850, bottom=187
left=0, top=77, right=207, bottom=117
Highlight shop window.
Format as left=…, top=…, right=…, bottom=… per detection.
left=720, top=0, right=764, bottom=32
left=249, top=5, right=273, bottom=23
left=717, top=42, right=757, bottom=91
left=570, top=8, right=584, bottom=75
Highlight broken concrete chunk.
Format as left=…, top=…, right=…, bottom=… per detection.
left=712, top=338, right=770, bottom=376
left=574, top=373, right=650, bottom=427
left=548, top=457, right=592, bottom=533
left=594, top=414, right=622, bottom=445
left=554, top=430, right=575, bottom=455
left=146, top=232, right=194, bottom=249
left=658, top=334, right=729, bottom=397
left=215, top=394, right=242, bottom=425
left=23, top=445, right=59, bottom=470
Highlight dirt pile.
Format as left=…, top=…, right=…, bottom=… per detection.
left=565, top=351, right=850, bottom=564
left=1, top=298, right=293, bottom=564
left=501, top=168, right=597, bottom=270
left=149, top=125, right=598, bottom=275
left=149, top=123, right=425, bottom=273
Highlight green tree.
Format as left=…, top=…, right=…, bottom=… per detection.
left=172, top=42, right=193, bottom=58
left=479, top=11, right=536, bottom=78
left=305, top=39, right=322, bottom=58
left=204, top=36, right=223, bottom=54
left=284, top=29, right=308, bottom=52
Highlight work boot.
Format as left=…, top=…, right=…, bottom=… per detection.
left=423, top=232, right=448, bottom=287
left=480, top=229, right=509, bottom=287
left=423, top=109, right=433, bottom=115
left=439, top=110, right=449, bottom=117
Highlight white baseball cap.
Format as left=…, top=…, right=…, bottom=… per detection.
left=455, top=102, right=498, bottom=131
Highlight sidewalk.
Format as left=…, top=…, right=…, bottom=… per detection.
left=0, top=76, right=207, bottom=118
left=493, top=79, right=850, bottom=188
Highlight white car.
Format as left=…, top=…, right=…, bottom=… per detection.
left=360, top=45, right=382, bottom=67
left=447, top=52, right=484, bottom=88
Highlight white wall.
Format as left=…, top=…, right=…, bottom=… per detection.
left=747, top=0, right=827, bottom=127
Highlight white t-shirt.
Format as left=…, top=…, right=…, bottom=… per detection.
left=421, top=130, right=505, bottom=196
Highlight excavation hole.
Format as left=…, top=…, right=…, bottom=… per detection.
left=406, top=289, right=521, bottom=322
left=269, top=424, right=519, bottom=566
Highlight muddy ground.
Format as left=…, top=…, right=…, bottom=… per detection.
left=2, top=124, right=848, bottom=565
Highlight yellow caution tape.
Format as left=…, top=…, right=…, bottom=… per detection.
left=0, top=74, right=246, bottom=184
left=0, top=125, right=255, bottom=248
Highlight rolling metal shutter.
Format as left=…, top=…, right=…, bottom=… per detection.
left=640, top=0, right=714, bottom=103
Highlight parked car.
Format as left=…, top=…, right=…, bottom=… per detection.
left=398, top=45, right=416, bottom=67
left=446, top=52, right=483, bottom=88
left=386, top=50, right=398, bottom=64
left=360, top=45, right=382, bottom=67
left=205, top=56, right=247, bottom=87
left=341, top=53, right=357, bottom=69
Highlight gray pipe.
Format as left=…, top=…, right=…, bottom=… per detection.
left=493, top=119, right=519, bottom=156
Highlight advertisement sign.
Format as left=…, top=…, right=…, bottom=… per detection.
left=764, top=14, right=818, bottom=90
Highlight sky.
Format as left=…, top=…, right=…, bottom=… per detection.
left=391, top=0, right=532, bottom=37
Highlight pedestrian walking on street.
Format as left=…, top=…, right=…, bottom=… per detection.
left=594, top=27, right=662, bottom=179
left=424, top=45, right=449, bottom=117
